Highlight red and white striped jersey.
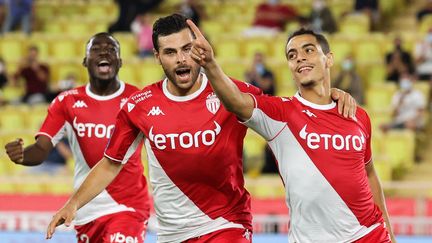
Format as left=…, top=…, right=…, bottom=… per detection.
left=105, top=74, right=261, bottom=242
left=244, top=92, right=383, bottom=243
left=37, top=81, right=150, bottom=225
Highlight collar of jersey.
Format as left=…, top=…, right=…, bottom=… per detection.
left=162, top=72, right=208, bottom=102
left=85, top=80, right=125, bottom=101
left=294, top=92, right=336, bottom=110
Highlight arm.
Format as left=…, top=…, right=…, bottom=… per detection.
left=46, top=157, right=123, bottom=239
left=187, top=20, right=255, bottom=121
left=366, top=161, right=396, bottom=242
left=4, top=135, right=53, bottom=166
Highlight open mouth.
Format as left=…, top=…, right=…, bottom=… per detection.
left=175, top=67, right=191, bottom=80
left=97, top=60, right=111, bottom=73
left=298, top=65, right=313, bottom=74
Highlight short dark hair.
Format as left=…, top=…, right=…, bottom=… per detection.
left=286, top=28, right=330, bottom=55
left=152, top=13, right=189, bottom=51
left=86, top=32, right=121, bottom=53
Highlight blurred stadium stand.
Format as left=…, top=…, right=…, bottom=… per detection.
left=0, top=0, right=431, bottom=238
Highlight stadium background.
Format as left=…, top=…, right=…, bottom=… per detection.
left=0, top=0, right=431, bottom=242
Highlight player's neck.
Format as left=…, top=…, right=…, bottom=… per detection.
left=89, top=78, right=120, bottom=96
left=299, top=84, right=331, bottom=105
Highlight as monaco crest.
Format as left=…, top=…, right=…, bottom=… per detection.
left=206, top=92, right=220, bottom=114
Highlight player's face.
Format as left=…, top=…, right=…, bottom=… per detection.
left=285, top=34, right=333, bottom=89
left=154, top=28, right=201, bottom=92
left=83, top=35, right=122, bottom=82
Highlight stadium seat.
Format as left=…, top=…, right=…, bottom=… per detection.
left=135, top=61, right=165, bottom=86
left=339, top=14, right=370, bottom=35
left=365, top=82, right=397, bottom=110
left=49, top=38, right=79, bottom=60
left=418, top=13, right=432, bottom=34
left=28, top=34, right=51, bottom=61
left=382, top=129, right=415, bottom=169
left=373, top=160, right=392, bottom=182
left=244, top=130, right=266, bottom=175
left=219, top=58, right=248, bottom=81
left=0, top=107, right=27, bottom=131
left=27, top=105, right=49, bottom=131
left=354, top=41, right=384, bottom=65
left=214, top=38, right=243, bottom=60
left=1, top=85, right=25, bottom=103
left=118, top=63, right=139, bottom=86
left=243, top=37, right=272, bottom=60
left=50, top=60, right=85, bottom=86
left=113, top=33, right=137, bottom=59
left=0, top=34, right=26, bottom=63
left=328, top=37, right=353, bottom=64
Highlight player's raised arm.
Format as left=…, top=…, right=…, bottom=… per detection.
left=187, top=19, right=255, bottom=121
left=46, top=157, right=123, bottom=239
left=4, top=136, right=53, bottom=166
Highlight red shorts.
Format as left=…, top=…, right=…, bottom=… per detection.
left=75, top=211, right=147, bottom=243
left=353, top=223, right=391, bottom=243
left=183, top=228, right=252, bottom=243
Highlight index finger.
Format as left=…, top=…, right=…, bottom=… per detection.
left=186, top=19, right=204, bottom=39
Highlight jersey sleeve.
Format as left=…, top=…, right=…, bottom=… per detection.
left=104, top=107, right=143, bottom=164
left=233, top=79, right=263, bottom=96
left=357, top=108, right=372, bottom=164
left=242, top=94, right=289, bottom=141
left=36, top=95, right=67, bottom=146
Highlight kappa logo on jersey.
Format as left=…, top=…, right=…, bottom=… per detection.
left=109, top=232, right=138, bottom=243
left=243, top=229, right=252, bottom=241
left=120, top=98, right=128, bottom=109
left=302, top=109, right=317, bottom=118
left=206, top=92, right=220, bottom=114
left=299, top=124, right=365, bottom=151
left=149, top=121, right=221, bottom=150
left=73, top=100, right=88, bottom=108
left=147, top=106, right=165, bottom=116
left=73, top=117, right=114, bottom=138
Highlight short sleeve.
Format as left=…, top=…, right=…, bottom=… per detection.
left=36, top=95, right=67, bottom=146
left=104, top=108, right=143, bottom=164
left=358, top=109, right=372, bottom=164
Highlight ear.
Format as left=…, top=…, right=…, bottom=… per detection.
left=119, top=58, right=123, bottom=68
left=82, top=57, right=87, bottom=67
left=153, top=48, right=161, bottom=65
left=325, top=52, right=334, bottom=68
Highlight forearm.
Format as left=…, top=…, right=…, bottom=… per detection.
left=369, top=173, right=396, bottom=241
left=204, top=61, right=253, bottom=120
left=66, top=157, right=122, bottom=210
left=22, top=143, right=51, bottom=166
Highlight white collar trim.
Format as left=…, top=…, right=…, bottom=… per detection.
left=162, top=73, right=207, bottom=102
left=85, top=80, right=125, bottom=100
left=294, top=92, right=336, bottom=110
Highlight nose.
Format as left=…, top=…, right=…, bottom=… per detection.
left=296, top=52, right=307, bottom=63
left=177, top=52, right=187, bottom=63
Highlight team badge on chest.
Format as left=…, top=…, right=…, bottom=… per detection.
left=206, top=92, right=220, bottom=114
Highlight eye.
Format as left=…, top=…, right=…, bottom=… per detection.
left=305, top=47, right=314, bottom=53
left=287, top=53, right=296, bottom=60
left=90, top=46, right=100, bottom=52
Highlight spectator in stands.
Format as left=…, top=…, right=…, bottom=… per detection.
left=1, top=0, right=34, bottom=34
left=416, top=0, right=432, bottom=22
left=46, top=72, right=77, bottom=102
left=177, top=0, right=207, bottom=27
left=385, top=36, right=415, bottom=82
left=380, top=72, right=426, bottom=133
left=108, top=0, right=162, bottom=33
left=414, top=28, right=432, bottom=80
left=354, top=0, right=380, bottom=30
left=333, top=54, right=364, bottom=104
left=131, top=13, right=154, bottom=58
left=244, top=0, right=298, bottom=36
left=309, top=0, right=337, bottom=34
left=13, top=45, right=50, bottom=104
left=245, top=52, right=275, bottom=95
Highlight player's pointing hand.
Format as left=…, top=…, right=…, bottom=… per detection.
left=46, top=202, right=77, bottom=239
left=186, top=19, right=215, bottom=67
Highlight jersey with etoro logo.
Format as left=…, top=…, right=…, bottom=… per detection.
left=244, top=92, right=384, bottom=243
left=105, top=74, right=262, bottom=242
left=37, top=82, right=150, bottom=225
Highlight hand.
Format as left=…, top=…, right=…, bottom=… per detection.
left=46, top=202, right=77, bottom=239
left=5, top=138, right=24, bottom=164
left=186, top=19, right=215, bottom=67
left=330, top=88, right=357, bottom=118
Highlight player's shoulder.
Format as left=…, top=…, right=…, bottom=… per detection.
left=127, top=81, right=162, bottom=107
left=354, top=106, right=371, bottom=126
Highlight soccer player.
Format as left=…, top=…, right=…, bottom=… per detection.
left=4, top=33, right=150, bottom=243
left=187, top=21, right=396, bottom=243
left=46, top=14, right=356, bottom=242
